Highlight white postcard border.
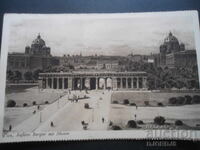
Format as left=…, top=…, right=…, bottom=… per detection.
left=0, top=10, right=200, bottom=143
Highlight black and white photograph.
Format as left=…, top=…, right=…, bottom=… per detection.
left=0, top=11, right=200, bottom=142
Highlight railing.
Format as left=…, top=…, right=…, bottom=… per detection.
left=39, top=71, right=147, bottom=78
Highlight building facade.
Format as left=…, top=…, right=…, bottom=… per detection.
left=39, top=71, right=147, bottom=90
left=7, top=34, right=59, bottom=74
left=96, top=60, right=120, bottom=71
left=159, top=32, right=197, bottom=68
left=166, top=50, right=197, bottom=68
left=158, top=32, right=197, bottom=68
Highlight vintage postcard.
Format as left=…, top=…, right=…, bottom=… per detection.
left=0, top=11, right=200, bottom=143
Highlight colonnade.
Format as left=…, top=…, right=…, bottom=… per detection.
left=40, top=75, right=147, bottom=90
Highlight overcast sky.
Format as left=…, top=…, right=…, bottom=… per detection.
left=7, top=13, right=195, bottom=56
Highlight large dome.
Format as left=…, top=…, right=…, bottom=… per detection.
left=32, top=34, right=46, bottom=47
left=164, top=32, right=179, bottom=44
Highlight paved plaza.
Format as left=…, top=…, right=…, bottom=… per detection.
left=35, top=90, right=112, bottom=131
left=4, top=89, right=200, bottom=133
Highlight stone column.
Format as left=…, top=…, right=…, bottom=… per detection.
left=52, top=77, right=54, bottom=89
left=126, top=77, right=128, bottom=89
left=131, top=78, right=133, bottom=89
left=84, top=78, right=89, bottom=90
left=48, top=78, right=51, bottom=88
left=38, top=78, right=43, bottom=89
left=141, top=77, right=143, bottom=89
left=62, top=78, right=64, bottom=89
left=96, top=77, right=98, bottom=90
left=104, top=78, right=107, bottom=89
left=136, top=77, right=139, bottom=89
left=42, top=78, right=45, bottom=89
left=85, top=78, right=90, bottom=90
left=81, top=78, right=84, bottom=90
left=68, top=77, right=73, bottom=90
left=80, top=78, right=83, bottom=90
left=88, top=78, right=91, bottom=90
left=116, top=78, right=119, bottom=89
left=46, top=78, right=48, bottom=89
left=120, top=77, right=123, bottom=89
left=56, top=78, right=59, bottom=89
left=112, top=77, right=117, bottom=90
left=143, top=77, right=147, bottom=89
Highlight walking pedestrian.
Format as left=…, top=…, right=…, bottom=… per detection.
left=81, top=121, right=85, bottom=125
left=50, top=121, right=54, bottom=127
left=102, top=117, right=105, bottom=123
left=9, top=125, right=12, bottom=131
left=109, top=121, right=113, bottom=126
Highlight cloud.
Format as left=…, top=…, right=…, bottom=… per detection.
left=7, top=13, right=195, bottom=56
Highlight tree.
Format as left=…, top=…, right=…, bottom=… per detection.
left=33, top=69, right=42, bottom=80
left=24, top=71, right=33, bottom=81
left=154, top=116, right=165, bottom=125
left=184, top=95, right=192, bottom=104
left=7, top=70, right=14, bottom=81
left=14, top=71, right=22, bottom=82
left=84, top=103, right=90, bottom=109
left=123, top=99, right=130, bottom=105
left=192, top=95, right=200, bottom=104
left=111, top=125, right=122, bottom=130
left=32, top=101, right=36, bottom=105
left=175, top=120, right=183, bottom=126
left=145, top=66, right=199, bottom=90
left=112, top=100, right=119, bottom=104
left=23, top=103, right=28, bottom=107
left=127, top=120, right=137, bottom=128
left=176, top=96, right=185, bottom=105
left=168, top=97, right=177, bottom=105
left=137, top=120, right=144, bottom=124
left=7, top=100, right=16, bottom=107
left=157, top=102, right=164, bottom=107
left=144, top=101, right=149, bottom=106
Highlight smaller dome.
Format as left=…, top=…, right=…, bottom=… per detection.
left=164, top=32, right=179, bottom=43
left=32, top=33, right=46, bottom=47
left=160, top=44, right=165, bottom=48
left=180, top=43, right=185, bottom=51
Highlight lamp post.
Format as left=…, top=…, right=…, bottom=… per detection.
left=57, top=96, right=60, bottom=109
left=92, top=108, right=94, bottom=122
left=40, top=111, right=42, bottom=123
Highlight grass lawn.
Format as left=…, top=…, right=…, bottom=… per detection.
left=109, top=103, right=200, bottom=130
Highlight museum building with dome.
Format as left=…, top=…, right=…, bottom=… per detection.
left=7, top=34, right=59, bottom=74
left=159, top=32, right=197, bottom=68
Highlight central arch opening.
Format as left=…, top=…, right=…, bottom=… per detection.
left=74, top=78, right=81, bottom=90
left=106, top=78, right=112, bottom=90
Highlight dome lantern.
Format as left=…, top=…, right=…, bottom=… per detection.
left=31, top=33, right=46, bottom=48
left=164, top=32, right=179, bottom=44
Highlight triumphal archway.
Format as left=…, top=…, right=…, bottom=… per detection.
left=39, top=71, right=147, bottom=90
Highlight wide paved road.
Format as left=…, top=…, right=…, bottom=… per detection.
left=35, top=90, right=112, bottom=132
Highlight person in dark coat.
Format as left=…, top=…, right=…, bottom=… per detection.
left=9, top=125, right=12, bottom=131
left=102, top=117, right=105, bottom=123
left=50, top=121, right=54, bottom=127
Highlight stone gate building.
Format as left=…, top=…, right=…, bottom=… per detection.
left=39, top=71, right=147, bottom=90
